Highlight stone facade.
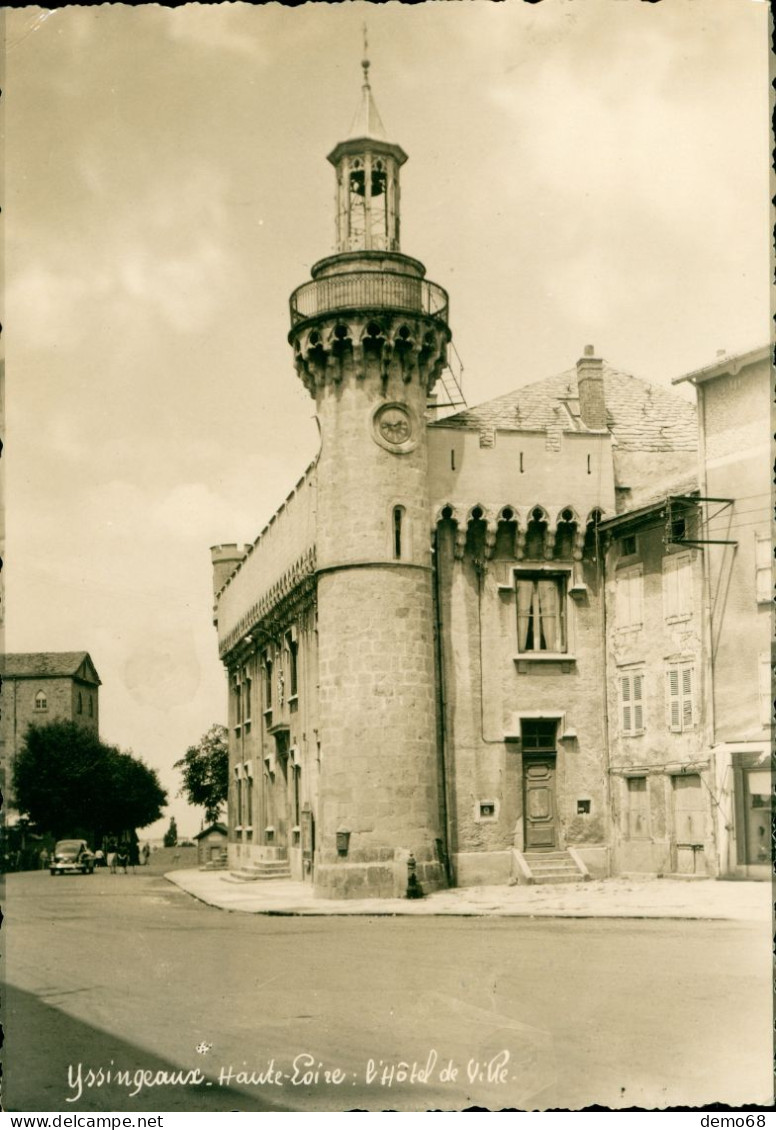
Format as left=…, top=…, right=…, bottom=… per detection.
left=211, top=70, right=769, bottom=894
left=0, top=652, right=101, bottom=806
left=601, top=502, right=711, bottom=876
left=673, top=347, right=771, bottom=879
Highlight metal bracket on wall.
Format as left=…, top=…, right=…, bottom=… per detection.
left=664, top=495, right=737, bottom=547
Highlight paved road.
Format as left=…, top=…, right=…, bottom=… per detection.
left=3, top=870, right=772, bottom=1112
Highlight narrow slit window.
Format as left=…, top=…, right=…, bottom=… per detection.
left=393, top=506, right=404, bottom=560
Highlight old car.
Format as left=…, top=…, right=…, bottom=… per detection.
left=50, top=839, right=95, bottom=875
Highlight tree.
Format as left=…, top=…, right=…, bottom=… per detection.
left=12, top=721, right=167, bottom=844
left=163, top=817, right=178, bottom=848
left=174, top=724, right=228, bottom=825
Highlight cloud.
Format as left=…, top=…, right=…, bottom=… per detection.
left=162, top=5, right=270, bottom=61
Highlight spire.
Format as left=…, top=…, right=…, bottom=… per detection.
left=346, top=24, right=388, bottom=142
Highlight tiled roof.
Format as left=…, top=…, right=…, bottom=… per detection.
left=0, top=652, right=100, bottom=682
left=193, top=823, right=228, bottom=839
left=435, top=363, right=697, bottom=451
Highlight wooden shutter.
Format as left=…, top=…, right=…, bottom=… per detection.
left=633, top=672, right=644, bottom=732
left=663, top=557, right=678, bottom=621
left=676, top=556, right=692, bottom=619
left=631, top=569, right=643, bottom=627
left=621, top=675, right=632, bottom=734
left=755, top=535, right=771, bottom=603
left=617, top=567, right=643, bottom=629
left=759, top=653, right=772, bottom=727
left=681, top=666, right=694, bottom=728
left=616, top=573, right=629, bottom=626
left=667, top=667, right=681, bottom=731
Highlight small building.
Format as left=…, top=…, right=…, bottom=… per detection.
left=0, top=651, right=101, bottom=807
left=673, top=346, right=772, bottom=880
left=194, top=822, right=229, bottom=867
left=599, top=491, right=711, bottom=877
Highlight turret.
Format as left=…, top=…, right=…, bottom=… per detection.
left=288, top=52, right=450, bottom=408
left=285, top=48, right=448, bottom=899
left=210, top=543, right=250, bottom=603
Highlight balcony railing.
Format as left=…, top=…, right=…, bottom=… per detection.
left=289, top=271, right=449, bottom=328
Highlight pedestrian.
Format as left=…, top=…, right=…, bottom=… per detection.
left=39, top=847, right=49, bottom=870
left=142, top=843, right=151, bottom=866
left=116, top=848, right=129, bottom=873
left=94, top=848, right=105, bottom=869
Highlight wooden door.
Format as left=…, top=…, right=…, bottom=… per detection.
left=523, top=759, right=557, bottom=849
left=672, top=773, right=706, bottom=874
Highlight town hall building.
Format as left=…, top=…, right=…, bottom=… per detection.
left=210, top=64, right=771, bottom=897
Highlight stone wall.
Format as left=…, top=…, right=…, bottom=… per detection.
left=700, top=357, right=770, bottom=745
left=428, top=427, right=615, bottom=521
left=435, top=517, right=610, bottom=885
left=0, top=676, right=99, bottom=801
left=215, top=464, right=317, bottom=654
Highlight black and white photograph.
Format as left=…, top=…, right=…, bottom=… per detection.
left=1, top=0, right=772, bottom=1115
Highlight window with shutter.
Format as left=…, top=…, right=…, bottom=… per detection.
left=666, top=662, right=695, bottom=732
left=620, top=669, right=645, bottom=735
left=681, top=667, right=693, bottom=728
left=755, top=534, right=771, bottom=604
left=633, top=672, right=644, bottom=731
left=758, top=653, right=772, bottom=727
left=621, top=676, right=631, bottom=733
left=616, top=565, right=643, bottom=630
left=663, top=553, right=692, bottom=622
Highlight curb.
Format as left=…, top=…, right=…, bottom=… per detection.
left=165, top=873, right=766, bottom=922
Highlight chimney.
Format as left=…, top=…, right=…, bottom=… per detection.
left=576, top=344, right=607, bottom=430
left=210, top=543, right=250, bottom=601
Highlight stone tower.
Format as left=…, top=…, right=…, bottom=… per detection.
left=288, top=54, right=450, bottom=898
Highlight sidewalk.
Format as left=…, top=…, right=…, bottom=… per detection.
left=166, top=869, right=772, bottom=921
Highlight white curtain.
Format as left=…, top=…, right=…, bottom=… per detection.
left=517, top=581, right=534, bottom=650
left=537, top=579, right=560, bottom=651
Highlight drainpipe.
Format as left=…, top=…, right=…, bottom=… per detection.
left=432, top=527, right=453, bottom=886
left=695, top=381, right=723, bottom=873
left=595, top=517, right=613, bottom=877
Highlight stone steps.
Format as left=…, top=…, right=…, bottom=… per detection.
left=515, top=849, right=590, bottom=886
left=227, top=859, right=292, bottom=883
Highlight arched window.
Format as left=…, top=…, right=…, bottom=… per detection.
left=88, top=695, right=93, bottom=717
left=77, top=691, right=83, bottom=714
left=34, top=690, right=47, bottom=711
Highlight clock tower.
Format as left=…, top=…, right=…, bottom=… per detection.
left=288, top=54, right=450, bottom=897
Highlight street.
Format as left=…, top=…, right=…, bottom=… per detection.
left=2, top=869, right=772, bottom=1112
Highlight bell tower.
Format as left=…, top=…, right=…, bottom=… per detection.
left=288, top=49, right=450, bottom=898
left=329, top=51, right=405, bottom=254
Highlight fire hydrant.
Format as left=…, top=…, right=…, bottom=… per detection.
left=406, top=852, right=424, bottom=899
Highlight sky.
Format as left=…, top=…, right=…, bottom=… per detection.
left=4, top=1, right=769, bottom=839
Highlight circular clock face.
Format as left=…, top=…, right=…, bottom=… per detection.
left=372, top=403, right=417, bottom=453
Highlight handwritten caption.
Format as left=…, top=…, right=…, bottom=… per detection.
left=67, top=1050, right=512, bottom=1101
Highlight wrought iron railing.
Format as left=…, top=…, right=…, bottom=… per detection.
left=289, top=271, right=449, bottom=327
